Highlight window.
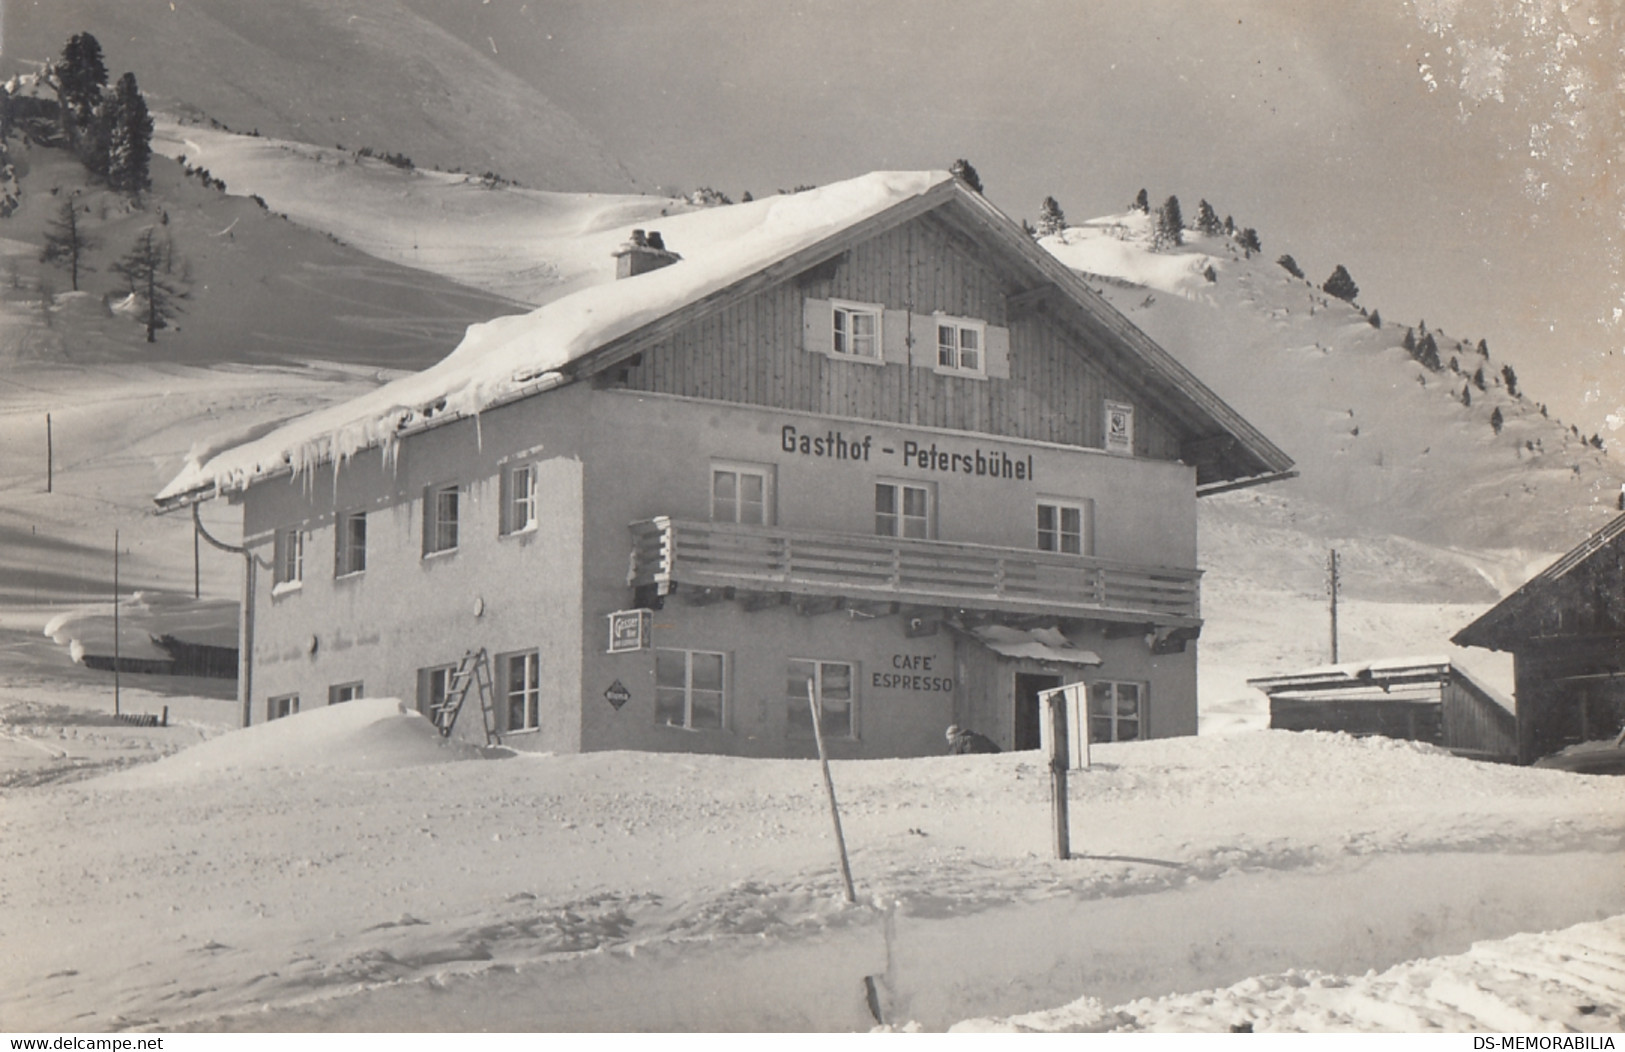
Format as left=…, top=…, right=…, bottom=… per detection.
left=1037, top=499, right=1094, bottom=555
left=500, top=463, right=538, bottom=535
left=423, top=484, right=460, bottom=555
left=875, top=481, right=932, bottom=539
left=418, top=664, right=457, bottom=720
left=328, top=682, right=364, bottom=705
left=267, top=693, right=299, bottom=721
left=273, top=528, right=303, bottom=587
left=1088, top=681, right=1144, bottom=742
left=504, top=650, right=541, bottom=732
left=831, top=301, right=882, bottom=361
left=935, top=316, right=985, bottom=375
left=712, top=463, right=773, bottom=525
left=655, top=649, right=725, bottom=730
left=335, top=512, right=366, bottom=577
left=788, top=659, right=855, bottom=739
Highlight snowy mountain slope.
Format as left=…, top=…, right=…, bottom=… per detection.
left=154, top=120, right=694, bottom=306
left=1, top=0, right=639, bottom=194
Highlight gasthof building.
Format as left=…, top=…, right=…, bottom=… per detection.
left=157, top=171, right=1293, bottom=759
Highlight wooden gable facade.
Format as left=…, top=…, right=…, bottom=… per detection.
left=1453, top=513, right=1625, bottom=763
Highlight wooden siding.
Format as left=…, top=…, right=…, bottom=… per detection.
left=618, top=212, right=1184, bottom=457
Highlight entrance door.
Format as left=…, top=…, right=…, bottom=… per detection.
left=1013, top=672, right=1063, bottom=751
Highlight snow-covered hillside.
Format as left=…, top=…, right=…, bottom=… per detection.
left=1, top=0, right=639, bottom=194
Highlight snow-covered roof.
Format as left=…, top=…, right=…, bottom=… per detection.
left=156, top=172, right=953, bottom=504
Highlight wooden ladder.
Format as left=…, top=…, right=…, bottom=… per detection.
left=431, top=648, right=500, bottom=746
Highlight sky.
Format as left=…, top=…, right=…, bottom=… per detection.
left=406, top=0, right=1625, bottom=445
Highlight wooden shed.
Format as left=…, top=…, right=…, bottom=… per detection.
left=1248, top=656, right=1518, bottom=761
left=1453, top=513, right=1625, bottom=764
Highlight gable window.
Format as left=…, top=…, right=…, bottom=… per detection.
left=788, top=659, right=855, bottom=739
left=273, top=527, right=303, bottom=589
left=423, top=484, right=460, bottom=556
left=500, top=463, right=537, bottom=535
left=503, top=650, right=541, bottom=732
left=1037, top=499, right=1094, bottom=555
left=875, top=481, right=932, bottom=539
left=1089, top=681, right=1144, bottom=742
left=935, top=316, right=985, bottom=376
left=267, top=693, right=299, bottom=721
left=655, top=648, right=725, bottom=731
left=335, top=512, right=367, bottom=577
left=831, top=301, right=882, bottom=361
left=329, top=682, right=364, bottom=705
left=712, top=463, right=773, bottom=525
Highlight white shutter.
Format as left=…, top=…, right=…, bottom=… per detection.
left=803, top=297, right=832, bottom=354
left=985, top=325, right=1011, bottom=379
left=909, top=312, right=939, bottom=368
left=882, top=309, right=910, bottom=364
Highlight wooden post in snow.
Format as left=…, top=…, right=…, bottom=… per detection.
left=112, top=529, right=121, bottom=717
left=193, top=516, right=201, bottom=600
left=807, top=678, right=856, bottom=903
left=46, top=413, right=53, bottom=494
left=1043, top=689, right=1070, bottom=860
left=1328, top=548, right=1341, bottom=663
left=240, top=550, right=255, bottom=728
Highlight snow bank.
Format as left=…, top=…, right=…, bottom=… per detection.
left=106, top=696, right=485, bottom=786
left=156, top=172, right=951, bottom=503
left=1040, top=211, right=1224, bottom=299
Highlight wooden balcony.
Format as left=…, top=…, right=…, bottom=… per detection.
left=628, top=517, right=1201, bottom=626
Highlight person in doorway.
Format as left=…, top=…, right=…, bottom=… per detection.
left=946, top=724, right=1000, bottom=754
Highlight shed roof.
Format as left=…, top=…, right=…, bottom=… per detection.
left=155, top=171, right=1292, bottom=509
left=1248, top=655, right=1515, bottom=715
left=1452, top=512, right=1625, bottom=652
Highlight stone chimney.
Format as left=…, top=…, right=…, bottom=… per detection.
left=614, top=229, right=681, bottom=279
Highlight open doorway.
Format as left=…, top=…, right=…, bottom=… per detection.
left=1013, top=672, right=1063, bottom=750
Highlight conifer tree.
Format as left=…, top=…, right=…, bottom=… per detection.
left=39, top=198, right=95, bottom=291
left=1368, top=309, right=1382, bottom=329
left=1473, top=365, right=1487, bottom=391
left=1460, top=385, right=1471, bottom=407
left=1021, top=218, right=1038, bottom=239
left=1195, top=199, right=1222, bottom=236
left=1403, top=327, right=1416, bottom=352
left=1322, top=264, right=1359, bottom=303
left=105, top=72, right=152, bottom=193
left=1133, top=188, right=1149, bottom=213
left=1416, top=332, right=1441, bottom=371
left=1490, top=407, right=1503, bottom=434
left=49, top=32, right=107, bottom=153
left=111, top=228, right=188, bottom=343
left=949, top=159, right=983, bottom=193
left=1501, top=364, right=1518, bottom=396
left=1477, top=338, right=1489, bottom=358
left=1277, top=254, right=1304, bottom=279
left=1153, top=196, right=1183, bottom=250
left=1036, top=196, right=1067, bottom=237
left=1238, top=228, right=1261, bottom=254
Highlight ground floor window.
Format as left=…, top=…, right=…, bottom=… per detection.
left=418, top=664, right=457, bottom=720
left=504, top=650, right=541, bottom=732
left=788, top=659, right=855, bottom=739
left=328, top=682, right=363, bottom=705
left=656, top=648, right=725, bottom=730
left=1089, top=680, right=1144, bottom=742
left=267, top=693, right=299, bottom=720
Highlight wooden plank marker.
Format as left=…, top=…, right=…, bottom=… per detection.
left=807, top=678, right=857, bottom=903
left=1042, top=688, right=1070, bottom=859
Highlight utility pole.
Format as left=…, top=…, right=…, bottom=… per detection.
left=113, top=529, right=121, bottom=716
left=46, top=413, right=53, bottom=494
left=1328, top=548, right=1341, bottom=663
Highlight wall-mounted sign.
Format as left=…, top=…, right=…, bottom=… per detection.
left=607, top=608, right=652, bottom=653
left=1104, top=401, right=1134, bottom=455
left=779, top=424, right=1036, bottom=482
left=604, top=680, right=632, bottom=710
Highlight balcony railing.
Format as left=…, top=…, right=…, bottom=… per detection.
left=628, top=517, right=1200, bottom=625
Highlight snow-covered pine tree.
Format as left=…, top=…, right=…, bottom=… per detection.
left=1195, top=199, right=1222, bottom=236
left=111, top=228, right=188, bottom=342
left=1403, top=327, right=1416, bottom=351
left=1237, top=228, right=1262, bottom=254
left=1368, top=309, right=1382, bottom=328
left=1477, top=338, right=1490, bottom=358
left=1037, top=196, right=1067, bottom=237
left=50, top=32, right=107, bottom=154
left=1416, top=332, right=1441, bottom=371
left=1461, top=385, right=1471, bottom=407
left=949, top=159, right=983, bottom=193
left=1322, top=264, right=1359, bottom=302
left=39, top=198, right=95, bottom=290
left=1473, top=365, right=1487, bottom=391
left=1133, top=188, right=1149, bottom=213
left=1153, top=196, right=1183, bottom=250
left=1277, top=254, right=1304, bottom=278
left=105, top=72, right=152, bottom=193
left=1490, top=407, right=1504, bottom=434
left=1501, top=364, right=1518, bottom=396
